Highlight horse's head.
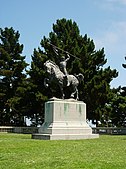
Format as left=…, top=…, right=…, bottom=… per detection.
left=77, top=73, right=84, bottom=81
left=44, top=60, right=52, bottom=74
left=44, top=60, right=58, bottom=75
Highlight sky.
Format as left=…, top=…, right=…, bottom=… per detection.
left=1, top=0, right=126, bottom=88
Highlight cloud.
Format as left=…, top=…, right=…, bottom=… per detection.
left=95, top=0, right=126, bottom=11
left=94, top=21, right=126, bottom=52
left=93, top=21, right=126, bottom=87
left=106, top=0, right=126, bottom=5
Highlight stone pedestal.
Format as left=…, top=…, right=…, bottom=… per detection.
left=32, top=99, right=99, bottom=140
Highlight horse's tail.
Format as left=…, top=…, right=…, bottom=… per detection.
left=75, top=73, right=84, bottom=81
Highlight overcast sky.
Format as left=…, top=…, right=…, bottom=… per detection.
left=1, top=0, right=126, bottom=88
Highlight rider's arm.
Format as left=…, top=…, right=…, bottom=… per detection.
left=66, top=53, right=70, bottom=61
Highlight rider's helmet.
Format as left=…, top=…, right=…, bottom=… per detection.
left=60, top=56, right=65, bottom=61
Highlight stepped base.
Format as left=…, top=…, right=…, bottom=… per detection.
left=32, top=99, right=99, bottom=140
left=32, top=133, right=99, bottom=140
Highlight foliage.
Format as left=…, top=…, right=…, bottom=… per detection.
left=27, top=49, right=48, bottom=125
left=122, top=56, right=126, bottom=68
left=0, top=133, right=126, bottom=169
left=109, top=87, right=126, bottom=127
left=28, top=18, right=118, bottom=125
left=0, top=27, right=28, bottom=126
left=1, top=19, right=125, bottom=127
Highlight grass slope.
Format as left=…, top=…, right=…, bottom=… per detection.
left=0, top=134, right=126, bottom=169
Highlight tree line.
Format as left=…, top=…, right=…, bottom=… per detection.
left=0, top=18, right=126, bottom=127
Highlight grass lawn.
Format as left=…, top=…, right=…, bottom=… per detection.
left=0, top=133, right=126, bottom=169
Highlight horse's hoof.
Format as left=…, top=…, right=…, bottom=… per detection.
left=71, top=94, right=74, bottom=98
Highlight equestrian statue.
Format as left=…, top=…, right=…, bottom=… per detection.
left=44, top=60, right=84, bottom=100
left=44, top=43, right=84, bottom=100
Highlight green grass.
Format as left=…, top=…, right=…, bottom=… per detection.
left=0, top=134, right=126, bottom=169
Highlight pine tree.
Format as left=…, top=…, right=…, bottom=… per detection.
left=27, top=49, right=48, bottom=126
left=109, top=87, right=126, bottom=127
left=0, top=27, right=28, bottom=126
left=29, top=18, right=118, bottom=126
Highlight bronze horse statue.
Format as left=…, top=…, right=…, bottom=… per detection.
left=44, top=60, right=84, bottom=100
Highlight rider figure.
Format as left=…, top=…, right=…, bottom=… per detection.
left=53, top=47, right=70, bottom=86
left=59, top=53, right=70, bottom=86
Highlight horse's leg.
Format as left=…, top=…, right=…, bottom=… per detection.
left=61, top=88, right=65, bottom=99
left=44, top=78, right=49, bottom=88
left=70, top=86, right=79, bottom=100
left=76, top=88, right=79, bottom=100
left=59, top=85, right=64, bottom=99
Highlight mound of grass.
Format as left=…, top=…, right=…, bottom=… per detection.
left=0, top=133, right=126, bottom=169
